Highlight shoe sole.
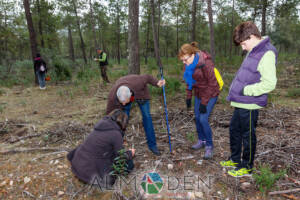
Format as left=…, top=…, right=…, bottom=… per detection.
left=221, top=165, right=237, bottom=168
left=228, top=173, right=252, bottom=178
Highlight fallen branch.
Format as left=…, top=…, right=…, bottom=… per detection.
left=269, top=188, right=300, bottom=195
left=23, top=190, right=35, bottom=198
left=172, top=155, right=195, bottom=161
left=32, top=151, right=68, bottom=161
left=0, top=147, right=69, bottom=154
left=281, top=194, right=299, bottom=200
left=9, top=133, right=42, bottom=143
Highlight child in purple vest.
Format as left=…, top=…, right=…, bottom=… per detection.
left=220, top=21, right=277, bottom=177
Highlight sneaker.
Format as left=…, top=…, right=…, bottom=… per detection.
left=191, top=140, right=206, bottom=150
left=228, top=167, right=252, bottom=177
left=39, top=86, right=46, bottom=90
left=220, top=160, right=238, bottom=168
left=203, top=146, right=213, bottom=159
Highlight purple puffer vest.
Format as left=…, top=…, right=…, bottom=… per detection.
left=227, top=37, right=277, bottom=107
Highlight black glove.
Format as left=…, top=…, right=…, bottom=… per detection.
left=199, top=104, right=207, bottom=113
left=186, top=99, right=191, bottom=109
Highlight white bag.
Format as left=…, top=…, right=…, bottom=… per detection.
left=40, top=65, right=45, bottom=72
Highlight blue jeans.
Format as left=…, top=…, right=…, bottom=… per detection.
left=36, top=71, right=46, bottom=88
left=194, top=96, right=218, bottom=147
left=123, top=100, right=157, bottom=149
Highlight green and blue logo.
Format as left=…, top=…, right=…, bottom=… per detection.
left=141, top=172, right=164, bottom=194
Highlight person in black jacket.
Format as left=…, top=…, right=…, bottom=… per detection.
left=67, top=109, right=135, bottom=187
left=94, top=48, right=110, bottom=83
left=34, top=53, right=47, bottom=89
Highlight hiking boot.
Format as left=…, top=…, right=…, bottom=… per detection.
left=220, top=160, right=239, bottom=168
left=203, top=146, right=213, bottom=159
left=149, top=147, right=161, bottom=156
left=228, top=167, right=252, bottom=177
left=191, top=140, right=206, bottom=150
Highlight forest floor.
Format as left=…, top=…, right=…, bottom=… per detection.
left=0, top=65, right=300, bottom=200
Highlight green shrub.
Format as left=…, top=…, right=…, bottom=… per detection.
left=81, top=84, right=89, bottom=95
left=0, top=103, right=6, bottom=113
left=110, top=68, right=128, bottom=79
left=110, top=149, right=129, bottom=177
left=253, top=164, right=286, bottom=195
left=76, top=66, right=99, bottom=83
left=186, top=132, right=196, bottom=143
left=286, top=88, right=300, bottom=98
left=0, top=60, right=34, bottom=87
left=52, top=58, right=72, bottom=81
left=149, top=76, right=183, bottom=97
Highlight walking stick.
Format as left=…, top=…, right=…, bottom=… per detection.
left=159, top=67, right=172, bottom=153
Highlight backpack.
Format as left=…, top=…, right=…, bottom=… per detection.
left=214, top=67, right=223, bottom=91
left=201, top=51, right=224, bottom=91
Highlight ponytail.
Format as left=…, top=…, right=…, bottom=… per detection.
left=178, top=41, right=201, bottom=58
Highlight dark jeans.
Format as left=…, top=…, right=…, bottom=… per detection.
left=100, top=65, right=109, bottom=83
left=36, top=71, right=46, bottom=88
left=229, top=108, right=259, bottom=169
left=194, top=96, right=218, bottom=147
left=123, top=100, right=157, bottom=149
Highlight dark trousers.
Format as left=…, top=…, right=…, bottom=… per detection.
left=229, top=108, right=259, bottom=169
left=100, top=65, right=109, bottom=83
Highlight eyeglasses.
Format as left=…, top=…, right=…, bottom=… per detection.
left=181, top=55, right=192, bottom=63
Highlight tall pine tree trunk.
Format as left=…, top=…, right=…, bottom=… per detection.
left=89, top=0, right=98, bottom=50
left=150, top=0, right=163, bottom=69
left=36, top=0, right=44, bottom=48
left=72, top=0, right=87, bottom=64
left=116, top=9, right=121, bottom=64
left=229, top=0, right=234, bottom=58
left=191, top=0, right=197, bottom=41
left=157, top=0, right=160, bottom=49
left=261, top=0, right=267, bottom=36
left=68, top=26, right=75, bottom=62
left=207, top=0, right=215, bottom=62
left=128, top=0, right=140, bottom=74
left=145, top=9, right=150, bottom=64
left=176, top=0, right=179, bottom=54
left=23, top=0, right=39, bottom=84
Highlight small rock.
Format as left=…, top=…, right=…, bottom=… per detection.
left=54, top=160, right=59, bottom=165
left=55, top=172, right=60, bottom=175
left=195, top=192, right=203, bottom=198
left=217, top=191, right=222, bottom=195
left=57, top=191, right=64, bottom=196
left=24, top=177, right=31, bottom=184
left=57, top=165, right=63, bottom=169
left=154, top=160, right=161, bottom=166
left=9, top=180, right=13, bottom=186
left=196, top=160, right=203, bottom=165
left=187, top=192, right=195, bottom=199
left=0, top=180, right=6, bottom=186
left=49, top=160, right=54, bottom=165
left=167, top=164, right=173, bottom=170
left=241, top=182, right=251, bottom=190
